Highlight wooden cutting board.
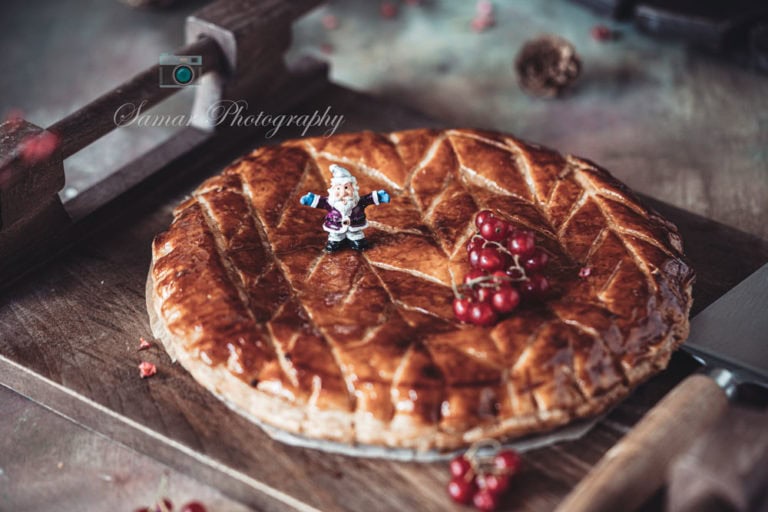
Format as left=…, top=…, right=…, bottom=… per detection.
left=2, top=83, right=767, bottom=512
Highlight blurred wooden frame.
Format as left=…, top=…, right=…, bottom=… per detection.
left=0, top=0, right=326, bottom=287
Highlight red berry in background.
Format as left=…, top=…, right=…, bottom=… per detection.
left=469, top=248, right=483, bottom=268
left=469, top=302, right=497, bottom=326
left=480, top=473, right=510, bottom=494
left=448, top=476, right=477, bottom=504
left=449, top=455, right=472, bottom=478
left=522, top=274, right=550, bottom=298
left=180, top=502, right=207, bottom=512
left=507, top=230, right=536, bottom=257
left=479, top=217, right=509, bottom=242
left=380, top=1, right=397, bottom=18
left=494, top=450, right=521, bottom=475
left=20, top=131, right=59, bottom=165
left=478, top=248, right=505, bottom=272
left=523, top=248, right=549, bottom=272
left=475, top=210, right=495, bottom=229
left=492, top=287, right=520, bottom=314
left=591, top=24, right=614, bottom=41
left=321, top=14, right=339, bottom=30
left=464, top=268, right=486, bottom=284
left=473, top=488, right=500, bottom=511
left=506, top=267, right=525, bottom=280
left=453, top=297, right=472, bottom=323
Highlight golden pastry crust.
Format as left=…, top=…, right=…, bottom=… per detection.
left=148, top=128, right=694, bottom=451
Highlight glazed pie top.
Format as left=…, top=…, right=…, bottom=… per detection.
left=148, top=128, right=694, bottom=451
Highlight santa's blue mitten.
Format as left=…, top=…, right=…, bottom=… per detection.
left=300, top=192, right=315, bottom=206
left=377, top=190, right=390, bottom=203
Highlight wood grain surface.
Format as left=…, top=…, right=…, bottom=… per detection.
left=1, top=83, right=767, bottom=512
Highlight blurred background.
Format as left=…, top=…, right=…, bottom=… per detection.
left=0, top=0, right=766, bottom=510
left=1, top=0, right=767, bottom=237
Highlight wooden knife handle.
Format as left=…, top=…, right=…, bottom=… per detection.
left=555, top=374, right=729, bottom=512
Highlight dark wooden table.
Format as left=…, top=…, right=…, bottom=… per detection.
left=1, top=1, right=767, bottom=511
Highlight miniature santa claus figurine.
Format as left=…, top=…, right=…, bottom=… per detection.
left=299, top=164, right=390, bottom=252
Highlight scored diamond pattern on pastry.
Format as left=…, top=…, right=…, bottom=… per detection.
left=149, top=128, right=694, bottom=449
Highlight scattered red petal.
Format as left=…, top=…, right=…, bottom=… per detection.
left=380, top=1, right=397, bottom=19
left=319, top=42, right=334, bottom=54
left=579, top=266, right=592, bottom=278
left=471, top=14, right=495, bottom=32
left=20, top=131, right=59, bottom=165
left=591, top=24, right=614, bottom=41
left=476, top=0, right=494, bottom=16
left=139, top=361, right=157, bottom=379
left=321, top=14, right=339, bottom=30
left=138, top=337, right=152, bottom=351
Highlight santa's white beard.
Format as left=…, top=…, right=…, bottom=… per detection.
left=329, top=193, right=359, bottom=217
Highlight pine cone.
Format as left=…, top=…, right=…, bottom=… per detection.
left=515, top=35, right=581, bottom=98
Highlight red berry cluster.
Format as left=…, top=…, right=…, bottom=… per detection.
left=447, top=444, right=522, bottom=511
left=453, top=210, right=550, bottom=326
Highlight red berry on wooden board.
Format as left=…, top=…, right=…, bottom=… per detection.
left=523, top=248, right=549, bottom=272
left=494, top=450, right=521, bottom=475
left=180, top=502, right=207, bottom=512
left=449, top=455, right=473, bottom=478
left=469, top=302, right=497, bottom=326
left=507, top=230, right=536, bottom=257
left=448, top=476, right=477, bottom=504
left=453, top=298, right=472, bottom=323
left=491, top=287, right=520, bottom=314
left=475, top=210, right=495, bottom=229
left=478, top=248, right=505, bottom=272
left=479, top=218, right=509, bottom=242
left=473, top=488, right=500, bottom=511
left=479, top=472, right=510, bottom=494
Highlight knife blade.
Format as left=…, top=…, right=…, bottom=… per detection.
left=556, top=262, right=768, bottom=512
left=684, top=262, right=768, bottom=389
